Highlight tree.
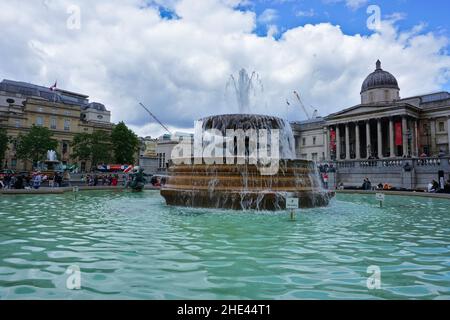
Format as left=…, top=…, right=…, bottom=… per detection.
left=72, top=133, right=93, bottom=162
left=111, top=122, right=140, bottom=164
left=0, top=128, right=8, bottom=169
left=16, top=125, right=58, bottom=164
left=72, top=130, right=112, bottom=168
left=91, top=130, right=113, bottom=165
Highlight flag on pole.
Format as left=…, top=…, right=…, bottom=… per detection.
left=50, top=81, right=57, bottom=91
left=123, top=165, right=134, bottom=173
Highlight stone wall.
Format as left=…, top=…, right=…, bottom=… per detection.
left=333, top=157, right=450, bottom=190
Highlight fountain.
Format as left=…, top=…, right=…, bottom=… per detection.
left=160, top=69, right=333, bottom=210
left=35, top=150, right=64, bottom=178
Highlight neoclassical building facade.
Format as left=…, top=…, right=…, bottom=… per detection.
left=292, top=60, right=450, bottom=162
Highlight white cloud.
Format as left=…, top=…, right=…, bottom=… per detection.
left=258, top=8, right=278, bottom=24
left=296, top=9, right=315, bottom=18
left=345, top=0, right=368, bottom=10
left=0, top=0, right=449, bottom=138
left=384, top=12, right=407, bottom=23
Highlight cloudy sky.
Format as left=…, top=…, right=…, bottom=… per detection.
left=1, top=0, right=450, bottom=137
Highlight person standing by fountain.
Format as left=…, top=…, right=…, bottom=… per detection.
left=32, top=172, right=43, bottom=190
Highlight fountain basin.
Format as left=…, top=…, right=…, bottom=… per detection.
left=161, top=160, right=334, bottom=210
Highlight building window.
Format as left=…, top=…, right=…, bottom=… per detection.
left=384, top=90, right=389, bottom=101
left=11, top=159, right=17, bottom=169
left=64, top=119, right=70, bottom=131
left=302, top=138, right=306, bottom=146
left=313, top=136, right=317, bottom=145
left=300, top=154, right=307, bottom=159
left=158, top=153, right=166, bottom=169
left=62, top=141, right=69, bottom=155
left=36, top=117, right=43, bottom=126
left=312, top=153, right=318, bottom=161
left=438, top=122, right=445, bottom=132
left=369, top=92, right=374, bottom=103
left=51, top=117, right=57, bottom=129
left=15, top=119, right=21, bottom=128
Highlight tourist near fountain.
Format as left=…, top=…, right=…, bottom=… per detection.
left=161, top=69, right=334, bottom=210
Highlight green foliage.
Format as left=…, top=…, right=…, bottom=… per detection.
left=16, top=125, right=58, bottom=163
left=111, top=122, right=140, bottom=164
left=0, top=127, right=8, bottom=169
left=72, top=130, right=112, bottom=166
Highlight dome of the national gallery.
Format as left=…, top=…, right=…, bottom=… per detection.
left=361, top=60, right=399, bottom=93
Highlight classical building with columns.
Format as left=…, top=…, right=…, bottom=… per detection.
left=292, top=60, right=450, bottom=190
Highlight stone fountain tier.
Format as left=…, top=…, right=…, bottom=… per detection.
left=161, top=159, right=334, bottom=210
left=198, top=114, right=297, bottom=160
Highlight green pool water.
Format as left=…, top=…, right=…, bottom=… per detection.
left=0, top=190, right=449, bottom=300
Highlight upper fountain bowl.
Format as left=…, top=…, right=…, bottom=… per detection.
left=197, top=114, right=297, bottom=160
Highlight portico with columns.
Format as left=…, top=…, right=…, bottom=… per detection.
left=326, top=106, right=421, bottom=160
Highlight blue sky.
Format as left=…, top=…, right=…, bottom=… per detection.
left=242, top=0, right=450, bottom=92
left=248, top=0, right=450, bottom=41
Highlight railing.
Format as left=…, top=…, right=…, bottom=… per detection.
left=331, top=157, right=450, bottom=170
left=415, top=158, right=443, bottom=166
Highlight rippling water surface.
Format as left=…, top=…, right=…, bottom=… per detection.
left=0, top=191, right=449, bottom=299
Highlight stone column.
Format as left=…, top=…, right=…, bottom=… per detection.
left=355, top=122, right=360, bottom=160
left=366, top=120, right=371, bottom=158
left=336, top=125, right=341, bottom=160
left=402, top=116, right=409, bottom=157
left=412, top=119, right=418, bottom=157
left=430, top=118, right=437, bottom=156
left=389, top=117, right=395, bottom=158
left=448, top=117, right=450, bottom=155
left=324, top=127, right=329, bottom=161
left=377, top=119, right=383, bottom=159
left=345, top=123, right=350, bottom=160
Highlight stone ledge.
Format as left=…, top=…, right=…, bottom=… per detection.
left=0, top=185, right=160, bottom=195
left=335, top=189, right=450, bottom=199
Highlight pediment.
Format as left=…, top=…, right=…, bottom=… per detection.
left=326, top=103, right=418, bottom=120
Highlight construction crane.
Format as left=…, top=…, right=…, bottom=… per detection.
left=139, top=102, right=172, bottom=135
left=292, top=90, right=319, bottom=120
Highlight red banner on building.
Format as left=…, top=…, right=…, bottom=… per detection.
left=330, top=129, right=336, bottom=151
left=395, top=122, right=402, bottom=146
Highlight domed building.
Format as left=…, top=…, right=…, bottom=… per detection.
left=360, top=60, right=400, bottom=104
left=291, top=60, right=450, bottom=190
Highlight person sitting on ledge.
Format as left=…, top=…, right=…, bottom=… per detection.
left=427, top=180, right=439, bottom=193
left=444, top=179, right=450, bottom=194
left=377, top=183, right=384, bottom=190
left=362, top=178, right=372, bottom=190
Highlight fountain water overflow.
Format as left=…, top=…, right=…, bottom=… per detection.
left=161, top=69, right=333, bottom=210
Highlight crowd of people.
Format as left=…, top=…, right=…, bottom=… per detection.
left=0, top=171, right=69, bottom=190
left=81, top=174, right=120, bottom=186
